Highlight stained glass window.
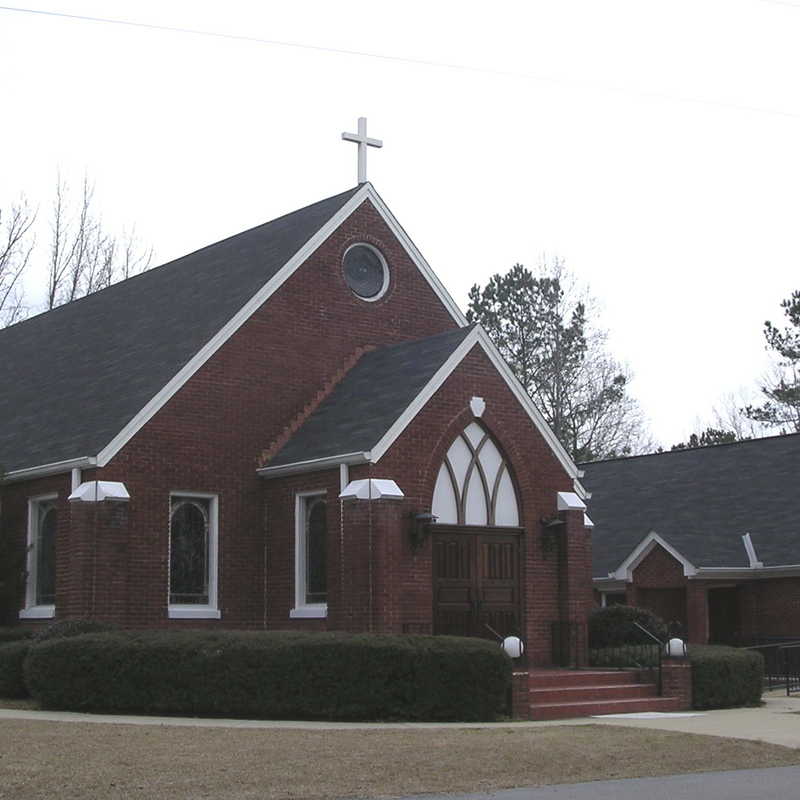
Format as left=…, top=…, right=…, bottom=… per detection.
left=35, top=502, right=57, bottom=606
left=342, top=244, right=388, bottom=300
left=170, top=498, right=210, bottom=605
left=305, top=498, right=327, bottom=604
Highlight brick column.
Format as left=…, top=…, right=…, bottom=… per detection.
left=62, top=499, right=130, bottom=622
left=661, top=657, right=693, bottom=709
left=510, top=670, right=530, bottom=720
left=557, top=493, right=593, bottom=667
left=333, top=490, right=405, bottom=634
left=686, top=582, right=708, bottom=644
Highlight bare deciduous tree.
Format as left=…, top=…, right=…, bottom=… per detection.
left=47, top=175, right=152, bottom=310
left=0, top=197, right=36, bottom=327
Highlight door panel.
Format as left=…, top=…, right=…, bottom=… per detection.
left=433, top=529, right=521, bottom=639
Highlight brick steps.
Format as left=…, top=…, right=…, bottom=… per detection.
left=529, top=669, right=644, bottom=688
left=530, top=694, right=685, bottom=721
left=524, top=668, right=683, bottom=721
left=532, top=682, right=656, bottom=704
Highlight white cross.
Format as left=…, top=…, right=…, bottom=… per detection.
left=341, top=117, right=383, bottom=184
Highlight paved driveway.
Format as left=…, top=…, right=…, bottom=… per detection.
left=399, top=766, right=800, bottom=800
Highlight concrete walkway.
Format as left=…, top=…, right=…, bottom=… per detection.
left=1, top=690, right=799, bottom=747
left=589, top=690, right=800, bottom=749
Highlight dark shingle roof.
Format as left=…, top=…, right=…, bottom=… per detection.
left=268, top=326, right=474, bottom=467
left=582, top=433, right=800, bottom=577
left=0, top=186, right=361, bottom=473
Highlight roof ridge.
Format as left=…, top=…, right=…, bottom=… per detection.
left=581, top=430, right=800, bottom=467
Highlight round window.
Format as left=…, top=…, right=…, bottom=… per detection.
left=342, top=244, right=389, bottom=301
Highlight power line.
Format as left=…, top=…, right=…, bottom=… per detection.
left=1, top=4, right=799, bottom=121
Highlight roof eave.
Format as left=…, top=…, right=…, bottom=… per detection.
left=2, top=456, right=97, bottom=484
left=257, top=451, right=371, bottom=479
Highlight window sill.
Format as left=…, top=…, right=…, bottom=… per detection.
left=168, top=606, right=221, bottom=620
left=289, top=605, right=327, bottom=619
left=19, top=605, right=55, bottom=620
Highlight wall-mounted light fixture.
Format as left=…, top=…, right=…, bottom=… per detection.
left=409, top=511, right=437, bottom=551
left=540, top=515, right=564, bottom=559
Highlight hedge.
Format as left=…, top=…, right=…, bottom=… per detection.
left=32, top=618, right=119, bottom=642
left=689, top=644, right=763, bottom=709
left=0, top=627, right=33, bottom=644
left=24, top=630, right=511, bottom=721
left=588, top=605, right=668, bottom=649
left=0, top=641, right=30, bottom=698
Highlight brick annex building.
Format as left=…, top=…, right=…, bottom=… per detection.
left=584, top=434, right=800, bottom=645
left=0, top=181, right=595, bottom=666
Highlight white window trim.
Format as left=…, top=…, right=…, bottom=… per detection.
left=168, top=492, right=221, bottom=620
left=291, top=491, right=328, bottom=619
left=19, top=493, right=58, bottom=620
left=342, top=242, right=390, bottom=302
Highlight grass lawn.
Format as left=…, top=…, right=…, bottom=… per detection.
left=0, top=719, right=798, bottom=799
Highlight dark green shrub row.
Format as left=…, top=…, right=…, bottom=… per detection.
left=25, top=630, right=511, bottom=721
left=589, top=605, right=668, bottom=649
left=0, top=627, right=34, bottom=644
left=32, top=618, right=119, bottom=642
left=689, top=645, right=763, bottom=709
left=0, top=641, right=30, bottom=698
left=589, top=643, right=660, bottom=669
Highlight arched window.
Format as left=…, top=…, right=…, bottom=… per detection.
left=432, top=422, right=520, bottom=526
left=170, top=496, right=212, bottom=606
left=36, top=503, right=57, bottom=606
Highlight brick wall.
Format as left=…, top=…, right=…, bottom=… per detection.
left=0, top=198, right=588, bottom=656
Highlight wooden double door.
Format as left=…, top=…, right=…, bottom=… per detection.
left=432, top=526, right=522, bottom=640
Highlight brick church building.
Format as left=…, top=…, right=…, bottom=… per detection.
left=0, top=176, right=595, bottom=666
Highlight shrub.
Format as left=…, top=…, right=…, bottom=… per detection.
left=589, top=643, right=660, bottom=669
left=689, top=644, right=763, bottom=709
left=32, top=618, right=119, bottom=642
left=0, top=627, right=34, bottom=644
left=588, top=605, right=668, bottom=649
left=0, top=641, right=31, bottom=698
left=25, top=630, right=511, bottom=721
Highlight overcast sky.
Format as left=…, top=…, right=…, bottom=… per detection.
left=2, top=0, right=799, bottom=448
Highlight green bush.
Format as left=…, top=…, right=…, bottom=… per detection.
left=0, top=627, right=34, bottom=644
left=32, top=618, right=119, bottom=642
left=588, top=605, right=668, bottom=649
left=689, top=644, right=763, bottom=709
left=25, top=630, right=511, bottom=721
left=0, top=641, right=31, bottom=698
left=589, top=643, right=660, bottom=669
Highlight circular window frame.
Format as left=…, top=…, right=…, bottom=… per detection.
left=342, top=242, right=390, bottom=302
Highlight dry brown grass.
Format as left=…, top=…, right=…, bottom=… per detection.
left=0, top=720, right=798, bottom=800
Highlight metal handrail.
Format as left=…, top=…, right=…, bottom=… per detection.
left=633, top=621, right=664, bottom=646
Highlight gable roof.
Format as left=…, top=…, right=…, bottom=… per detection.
left=0, top=184, right=469, bottom=479
left=0, top=187, right=363, bottom=476
left=264, top=326, right=475, bottom=473
left=582, top=433, right=800, bottom=578
left=260, top=325, right=583, bottom=485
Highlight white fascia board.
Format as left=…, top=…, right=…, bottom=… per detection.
left=363, top=184, right=468, bottom=327
left=93, top=185, right=469, bottom=471
left=693, top=565, right=800, bottom=580
left=613, top=530, right=697, bottom=581
left=257, top=451, right=370, bottom=479
left=368, top=326, right=583, bottom=484
left=3, top=456, right=96, bottom=484
left=473, top=328, right=581, bottom=481
left=95, top=187, right=373, bottom=468
left=369, top=328, right=481, bottom=463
